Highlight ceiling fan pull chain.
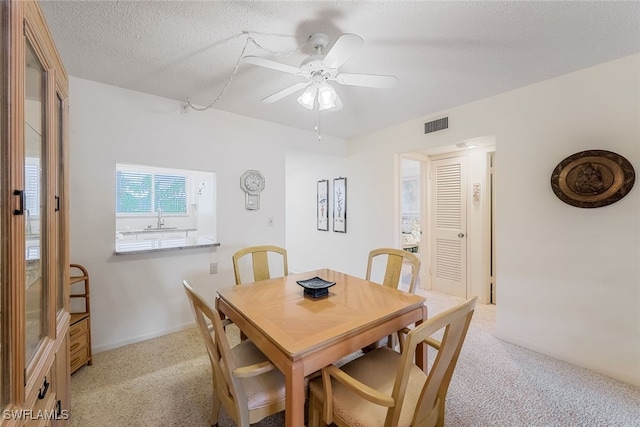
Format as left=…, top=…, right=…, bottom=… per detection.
left=316, top=104, right=322, bottom=141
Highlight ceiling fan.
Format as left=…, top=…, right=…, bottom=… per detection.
left=243, top=33, right=398, bottom=112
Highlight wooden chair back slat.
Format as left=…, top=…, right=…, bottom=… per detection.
left=232, top=245, right=288, bottom=285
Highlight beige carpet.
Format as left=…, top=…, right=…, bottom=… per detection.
left=70, top=290, right=640, bottom=426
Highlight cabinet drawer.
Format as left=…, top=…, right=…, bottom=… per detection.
left=70, top=331, right=89, bottom=354
left=70, top=345, right=90, bottom=373
left=25, top=363, right=58, bottom=427
left=25, top=391, right=57, bottom=427
left=163, top=232, right=187, bottom=239
left=70, top=317, right=89, bottom=338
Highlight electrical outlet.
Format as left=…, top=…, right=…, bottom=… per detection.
left=210, top=262, right=218, bottom=274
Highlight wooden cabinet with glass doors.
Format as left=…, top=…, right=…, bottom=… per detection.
left=1, top=0, right=70, bottom=425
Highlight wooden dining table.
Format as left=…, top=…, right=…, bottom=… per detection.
left=216, top=268, right=427, bottom=427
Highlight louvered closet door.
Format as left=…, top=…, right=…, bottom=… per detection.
left=431, top=156, right=467, bottom=298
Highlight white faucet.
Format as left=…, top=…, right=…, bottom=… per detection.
left=157, top=208, right=164, bottom=229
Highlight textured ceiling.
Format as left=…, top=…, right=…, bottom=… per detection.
left=39, top=1, right=640, bottom=140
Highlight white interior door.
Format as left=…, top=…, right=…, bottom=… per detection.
left=431, top=156, right=467, bottom=298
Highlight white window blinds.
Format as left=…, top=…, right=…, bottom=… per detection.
left=116, top=167, right=186, bottom=214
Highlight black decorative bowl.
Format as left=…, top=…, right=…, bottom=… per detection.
left=296, top=277, right=336, bottom=299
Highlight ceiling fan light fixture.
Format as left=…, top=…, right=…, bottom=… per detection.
left=317, top=84, right=338, bottom=111
left=297, top=86, right=317, bottom=110
left=318, top=100, right=336, bottom=111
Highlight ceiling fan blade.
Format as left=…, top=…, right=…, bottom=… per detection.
left=243, top=56, right=302, bottom=75
left=321, top=33, right=364, bottom=69
left=262, top=82, right=309, bottom=104
left=334, top=73, right=398, bottom=89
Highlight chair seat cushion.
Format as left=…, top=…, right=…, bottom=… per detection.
left=309, top=347, right=427, bottom=427
left=229, top=340, right=286, bottom=411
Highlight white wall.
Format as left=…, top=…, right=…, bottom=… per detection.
left=285, top=150, right=348, bottom=273
left=68, top=77, right=345, bottom=351
left=285, top=54, right=640, bottom=386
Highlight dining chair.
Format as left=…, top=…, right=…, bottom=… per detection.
left=182, top=280, right=286, bottom=427
left=364, top=247, right=421, bottom=351
left=232, top=245, right=289, bottom=285
left=366, top=247, right=421, bottom=293
left=308, top=297, right=477, bottom=427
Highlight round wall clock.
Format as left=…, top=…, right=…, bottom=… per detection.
left=550, top=150, right=635, bottom=208
left=240, top=170, right=265, bottom=210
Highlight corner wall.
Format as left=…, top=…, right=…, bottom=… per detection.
left=286, top=54, right=640, bottom=386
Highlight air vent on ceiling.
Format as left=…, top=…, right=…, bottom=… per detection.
left=424, top=117, right=448, bottom=134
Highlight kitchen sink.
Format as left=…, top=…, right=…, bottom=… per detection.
left=141, top=227, right=178, bottom=231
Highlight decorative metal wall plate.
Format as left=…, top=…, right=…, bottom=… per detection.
left=551, top=150, right=635, bottom=208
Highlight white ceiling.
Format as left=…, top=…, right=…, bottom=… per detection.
left=39, top=1, right=640, bottom=140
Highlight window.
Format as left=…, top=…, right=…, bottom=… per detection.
left=154, top=173, right=187, bottom=214
left=114, top=163, right=217, bottom=254
left=116, top=165, right=187, bottom=215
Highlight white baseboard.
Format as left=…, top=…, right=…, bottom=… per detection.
left=93, top=320, right=196, bottom=354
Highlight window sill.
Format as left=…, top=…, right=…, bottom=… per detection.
left=114, top=237, right=220, bottom=255
left=117, top=227, right=196, bottom=236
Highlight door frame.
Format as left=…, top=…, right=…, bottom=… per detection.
left=396, top=137, right=495, bottom=303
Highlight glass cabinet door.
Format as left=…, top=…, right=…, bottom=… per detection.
left=56, top=93, right=65, bottom=314
left=0, top=0, right=5, bottom=409
left=24, top=40, right=48, bottom=364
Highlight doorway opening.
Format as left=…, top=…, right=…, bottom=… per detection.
left=397, top=137, right=495, bottom=303
left=398, top=154, right=427, bottom=291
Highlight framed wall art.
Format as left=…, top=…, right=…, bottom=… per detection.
left=333, top=177, right=347, bottom=233
left=317, top=179, right=329, bottom=231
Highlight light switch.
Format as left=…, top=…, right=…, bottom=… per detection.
left=473, top=183, right=481, bottom=202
